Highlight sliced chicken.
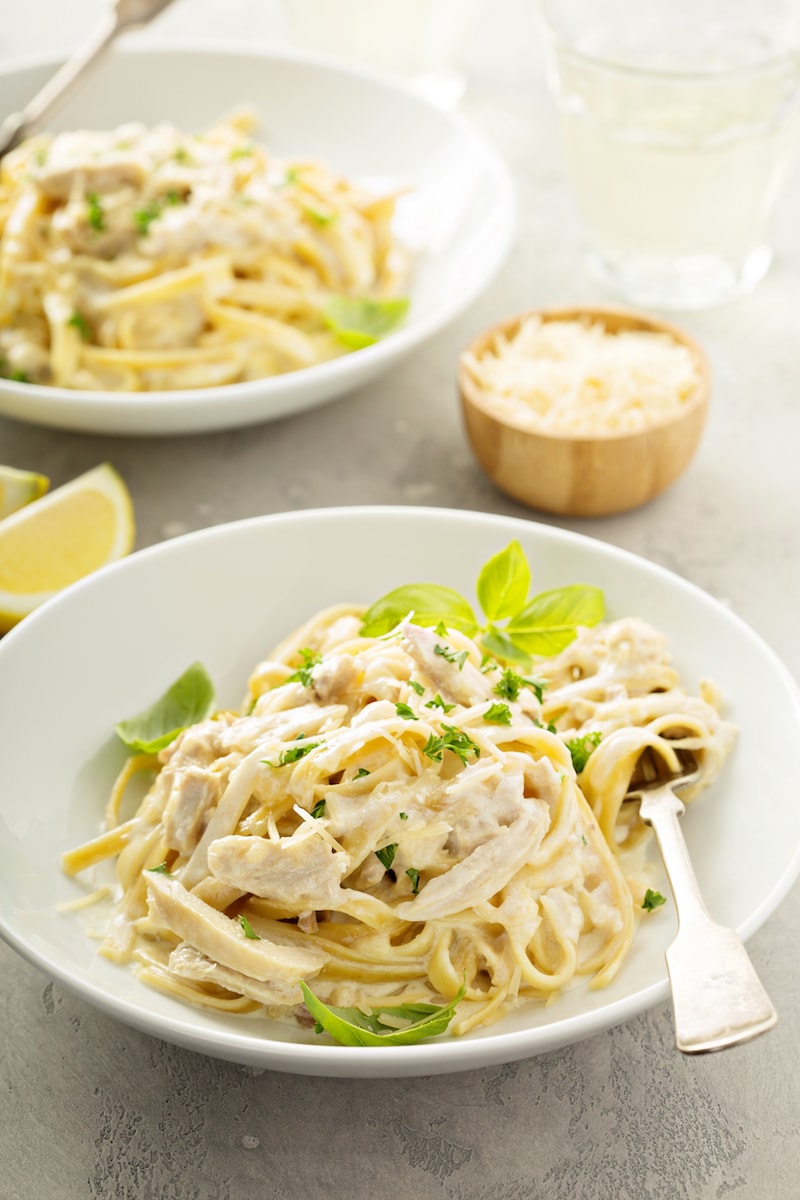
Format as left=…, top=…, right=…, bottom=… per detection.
left=163, top=766, right=222, bottom=856
left=401, top=622, right=491, bottom=707
left=146, top=872, right=327, bottom=982
left=208, top=824, right=349, bottom=909
left=168, top=942, right=310, bottom=1005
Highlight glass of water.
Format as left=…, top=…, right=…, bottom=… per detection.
left=537, top=0, right=800, bottom=309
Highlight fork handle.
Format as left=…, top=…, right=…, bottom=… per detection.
left=641, top=786, right=777, bottom=1054
left=0, top=14, right=118, bottom=158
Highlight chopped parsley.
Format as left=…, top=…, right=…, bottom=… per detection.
left=434, top=643, right=469, bottom=670
left=395, top=702, right=418, bottom=720
left=68, top=311, right=91, bottom=342
left=494, top=667, right=546, bottom=705
left=375, top=843, right=397, bottom=871
left=408, top=679, right=425, bottom=696
left=354, top=767, right=371, bottom=779
left=533, top=718, right=558, bottom=734
left=311, top=800, right=327, bottom=819
left=642, top=889, right=667, bottom=912
left=302, top=204, right=338, bottom=227
left=229, top=144, right=254, bottom=160
left=422, top=724, right=481, bottom=766
left=483, top=702, right=512, bottom=726
left=406, top=867, right=421, bottom=895
left=262, top=740, right=320, bottom=767
left=86, top=192, right=105, bottom=232
left=566, top=731, right=602, bottom=774
left=424, top=693, right=455, bottom=714
left=173, top=145, right=193, bottom=165
left=238, top=914, right=260, bottom=939
left=399, top=811, right=408, bottom=820
left=134, top=198, right=163, bottom=236
left=286, top=647, right=322, bottom=687
left=147, top=862, right=171, bottom=875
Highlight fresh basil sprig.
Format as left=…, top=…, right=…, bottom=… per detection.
left=360, top=541, right=604, bottom=666
left=300, top=981, right=465, bottom=1047
left=115, top=662, right=215, bottom=754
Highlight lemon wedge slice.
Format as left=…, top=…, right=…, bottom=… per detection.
left=0, top=463, right=135, bottom=632
left=0, top=464, right=50, bottom=519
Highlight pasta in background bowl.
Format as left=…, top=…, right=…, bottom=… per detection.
left=0, top=46, right=514, bottom=434
left=0, top=506, right=798, bottom=1077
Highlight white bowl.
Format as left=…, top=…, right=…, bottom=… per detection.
left=0, top=45, right=515, bottom=435
left=0, top=507, right=798, bottom=1077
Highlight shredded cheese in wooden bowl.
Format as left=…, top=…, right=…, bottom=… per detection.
left=458, top=306, right=710, bottom=517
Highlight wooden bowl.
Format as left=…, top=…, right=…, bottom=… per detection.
left=458, top=305, right=710, bottom=518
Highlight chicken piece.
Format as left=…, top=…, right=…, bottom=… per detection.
left=393, top=803, right=548, bottom=921
left=208, top=824, right=349, bottom=909
left=312, top=654, right=358, bottom=704
left=146, top=872, right=327, bottom=982
left=163, top=766, right=222, bottom=856
left=401, top=622, right=491, bottom=708
left=167, top=943, right=308, bottom=1006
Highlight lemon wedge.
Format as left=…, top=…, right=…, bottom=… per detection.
left=0, top=464, right=50, bottom=519
left=0, top=463, right=135, bottom=632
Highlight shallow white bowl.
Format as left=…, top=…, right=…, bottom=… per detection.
left=1, top=507, right=798, bottom=1077
left=0, top=45, right=515, bottom=435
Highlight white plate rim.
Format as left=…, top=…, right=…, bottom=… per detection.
left=0, top=44, right=516, bottom=434
left=1, top=505, right=798, bottom=1077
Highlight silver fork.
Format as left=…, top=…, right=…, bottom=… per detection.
left=627, top=762, right=777, bottom=1053
left=0, top=0, right=179, bottom=159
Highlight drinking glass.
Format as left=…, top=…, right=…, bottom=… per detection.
left=537, top=0, right=800, bottom=309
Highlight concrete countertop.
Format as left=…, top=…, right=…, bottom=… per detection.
left=1, top=3, right=798, bottom=1197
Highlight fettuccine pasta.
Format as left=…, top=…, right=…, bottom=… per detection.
left=63, top=606, right=735, bottom=1039
left=0, top=109, right=409, bottom=391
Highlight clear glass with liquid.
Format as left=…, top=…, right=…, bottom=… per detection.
left=538, top=0, right=800, bottom=308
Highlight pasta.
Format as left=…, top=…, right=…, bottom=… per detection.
left=0, top=109, right=409, bottom=391
left=63, top=605, right=736, bottom=1040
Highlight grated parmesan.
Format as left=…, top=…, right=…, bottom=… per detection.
left=463, top=316, right=701, bottom=435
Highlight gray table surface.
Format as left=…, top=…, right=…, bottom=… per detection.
left=2, top=4, right=799, bottom=1198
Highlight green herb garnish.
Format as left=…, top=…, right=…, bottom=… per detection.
left=229, top=144, right=254, bottom=160
left=434, top=643, right=469, bottom=670
left=408, top=679, right=425, bottom=696
left=300, top=980, right=465, bottom=1047
left=566, top=731, right=602, bottom=774
left=302, top=203, right=338, bottom=226
left=642, top=889, right=667, bottom=912
left=115, top=662, right=215, bottom=754
left=323, top=295, right=409, bottom=349
left=146, top=861, right=171, bottom=875
left=422, top=725, right=481, bottom=766
left=263, top=740, right=320, bottom=768
left=86, top=192, right=105, bottom=232
left=483, top=702, right=512, bottom=726
left=68, top=311, right=91, bottom=342
left=395, top=702, right=417, bottom=721
left=406, top=867, right=421, bottom=895
left=361, top=541, right=603, bottom=668
left=493, top=667, right=546, bottom=705
left=354, top=767, right=370, bottom=779
left=134, top=198, right=163, bottom=236
left=238, top=914, right=260, bottom=939
left=425, top=693, right=456, bottom=714
left=286, top=647, right=322, bottom=687
left=375, top=843, right=398, bottom=871
left=311, top=800, right=327, bottom=818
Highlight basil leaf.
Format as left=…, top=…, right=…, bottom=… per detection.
left=361, top=584, right=478, bottom=638
left=323, top=296, right=409, bottom=349
left=479, top=629, right=533, bottom=670
left=507, top=585, right=605, bottom=656
left=300, top=981, right=465, bottom=1047
left=115, top=662, right=215, bottom=754
left=476, top=540, right=531, bottom=622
